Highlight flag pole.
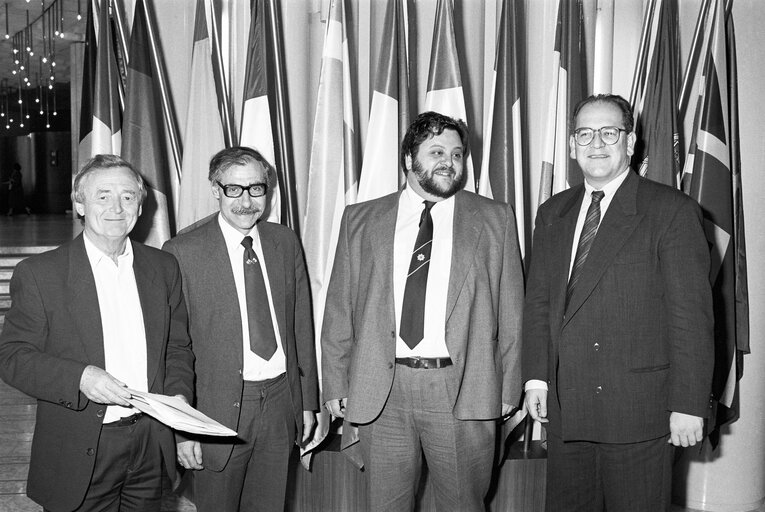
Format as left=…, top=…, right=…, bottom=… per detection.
left=678, top=0, right=712, bottom=116
left=629, top=0, right=657, bottom=108
left=206, top=0, right=236, bottom=148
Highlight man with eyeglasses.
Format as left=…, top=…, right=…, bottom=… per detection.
left=163, top=146, right=318, bottom=511
left=522, top=94, right=714, bottom=511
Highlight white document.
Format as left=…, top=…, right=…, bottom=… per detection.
left=126, top=389, right=237, bottom=437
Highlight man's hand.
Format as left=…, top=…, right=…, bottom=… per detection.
left=669, top=412, right=704, bottom=447
left=326, top=398, right=347, bottom=418
left=177, top=440, right=203, bottom=470
left=302, top=411, right=317, bottom=444
left=79, top=365, right=132, bottom=406
left=524, top=389, right=549, bottom=423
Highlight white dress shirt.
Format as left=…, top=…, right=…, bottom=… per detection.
left=83, top=234, right=147, bottom=423
left=394, top=186, right=454, bottom=358
left=526, top=168, right=630, bottom=392
left=218, top=215, right=286, bottom=381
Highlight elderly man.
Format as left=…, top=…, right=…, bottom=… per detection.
left=0, top=154, right=194, bottom=512
left=523, top=94, right=714, bottom=511
left=321, top=111, right=525, bottom=511
left=163, top=146, right=318, bottom=512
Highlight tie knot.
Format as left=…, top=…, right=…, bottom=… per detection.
left=419, top=200, right=435, bottom=227
left=241, top=236, right=254, bottom=250
left=591, top=190, right=605, bottom=203
left=423, top=200, right=436, bottom=211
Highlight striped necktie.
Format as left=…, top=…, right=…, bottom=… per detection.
left=566, top=190, right=605, bottom=309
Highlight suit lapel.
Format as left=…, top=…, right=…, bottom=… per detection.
left=563, top=172, right=643, bottom=326
left=259, top=226, right=288, bottom=352
left=67, top=235, right=105, bottom=367
left=445, top=192, right=482, bottom=322
left=371, top=194, right=400, bottom=326
left=132, top=243, right=165, bottom=390
left=551, top=189, right=584, bottom=323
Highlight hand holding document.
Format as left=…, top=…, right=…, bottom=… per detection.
left=126, top=389, right=237, bottom=437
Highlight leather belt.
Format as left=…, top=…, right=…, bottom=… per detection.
left=395, top=357, right=452, bottom=370
left=104, top=412, right=144, bottom=427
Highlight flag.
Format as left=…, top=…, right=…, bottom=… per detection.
left=301, top=0, right=360, bottom=468
left=538, top=0, right=587, bottom=204
left=423, top=0, right=475, bottom=192
left=240, top=0, right=280, bottom=225
left=78, top=0, right=122, bottom=171
left=357, top=0, right=410, bottom=202
left=685, top=0, right=748, bottom=441
left=478, top=0, right=527, bottom=258
left=176, top=0, right=224, bottom=231
left=122, top=0, right=173, bottom=248
left=632, top=0, right=682, bottom=187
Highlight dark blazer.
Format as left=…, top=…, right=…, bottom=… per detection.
left=321, top=190, right=525, bottom=423
left=522, top=171, right=714, bottom=443
left=163, top=214, right=318, bottom=471
left=0, top=235, right=194, bottom=512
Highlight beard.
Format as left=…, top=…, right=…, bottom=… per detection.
left=411, top=158, right=466, bottom=199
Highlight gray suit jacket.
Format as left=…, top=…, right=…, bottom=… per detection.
left=163, top=214, right=318, bottom=471
left=0, top=235, right=194, bottom=511
left=321, top=190, right=524, bottom=423
left=522, top=171, right=714, bottom=443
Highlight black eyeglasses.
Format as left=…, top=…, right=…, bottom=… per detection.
left=216, top=181, right=268, bottom=198
left=572, top=126, right=627, bottom=146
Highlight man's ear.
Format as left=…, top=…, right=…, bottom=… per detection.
left=404, top=153, right=412, bottom=173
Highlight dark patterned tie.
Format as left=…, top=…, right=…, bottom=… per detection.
left=399, top=200, right=436, bottom=349
left=241, top=236, right=277, bottom=360
left=566, top=191, right=605, bottom=309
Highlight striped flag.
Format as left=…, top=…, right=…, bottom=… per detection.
left=302, top=0, right=360, bottom=467
left=176, top=0, right=224, bottom=231
left=478, top=0, right=527, bottom=258
left=78, top=0, right=121, bottom=171
left=122, top=0, right=173, bottom=247
left=423, top=0, right=475, bottom=192
left=631, top=0, right=682, bottom=187
left=538, top=0, right=587, bottom=204
left=357, top=0, right=410, bottom=202
left=685, top=0, right=748, bottom=440
left=240, top=0, right=281, bottom=225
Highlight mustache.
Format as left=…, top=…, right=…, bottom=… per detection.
left=231, top=207, right=261, bottom=215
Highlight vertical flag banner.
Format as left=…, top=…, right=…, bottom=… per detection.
left=538, top=0, right=587, bottom=204
left=685, top=0, right=748, bottom=442
left=302, top=0, right=360, bottom=466
left=357, top=0, right=410, bottom=202
left=632, top=0, right=682, bottom=187
left=240, top=0, right=281, bottom=225
left=177, top=0, right=225, bottom=231
left=78, top=0, right=122, bottom=171
left=478, top=0, right=527, bottom=258
left=423, top=0, right=475, bottom=192
left=122, top=0, right=173, bottom=248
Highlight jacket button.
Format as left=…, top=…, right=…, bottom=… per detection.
left=593, top=342, right=600, bottom=351
left=86, top=448, right=95, bottom=456
left=595, top=386, right=602, bottom=394
left=390, top=331, right=396, bottom=338
left=96, top=409, right=105, bottom=418
left=388, top=362, right=393, bottom=369
left=66, top=401, right=73, bottom=408
left=233, top=402, right=240, bottom=408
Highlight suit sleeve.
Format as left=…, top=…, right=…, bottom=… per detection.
left=320, top=208, right=354, bottom=403
left=499, top=204, right=525, bottom=407
left=661, top=198, right=714, bottom=417
left=162, top=255, right=195, bottom=403
left=293, top=236, right=319, bottom=410
left=522, top=208, right=552, bottom=384
left=0, top=262, right=89, bottom=409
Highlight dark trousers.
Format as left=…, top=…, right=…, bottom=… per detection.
left=358, top=364, right=495, bottom=512
left=545, top=431, right=673, bottom=512
left=46, top=414, right=163, bottom=512
left=193, top=374, right=295, bottom=512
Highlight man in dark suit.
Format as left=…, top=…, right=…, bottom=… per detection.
left=321, top=112, right=524, bottom=511
left=523, top=94, right=714, bottom=511
left=163, top=146, right=318, bottom=512
left=0, top=154, right=195, bottom=512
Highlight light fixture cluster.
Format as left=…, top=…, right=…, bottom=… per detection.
left=2, top=0, right=81, bottom=131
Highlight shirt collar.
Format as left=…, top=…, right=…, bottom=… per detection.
left=83, top=232, right=134, bottom=268
left=584, top=167, right=630, bottom=199
left=401, top=184, right=455, bottom=213
left=218, top=213, right=259, bottom=252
